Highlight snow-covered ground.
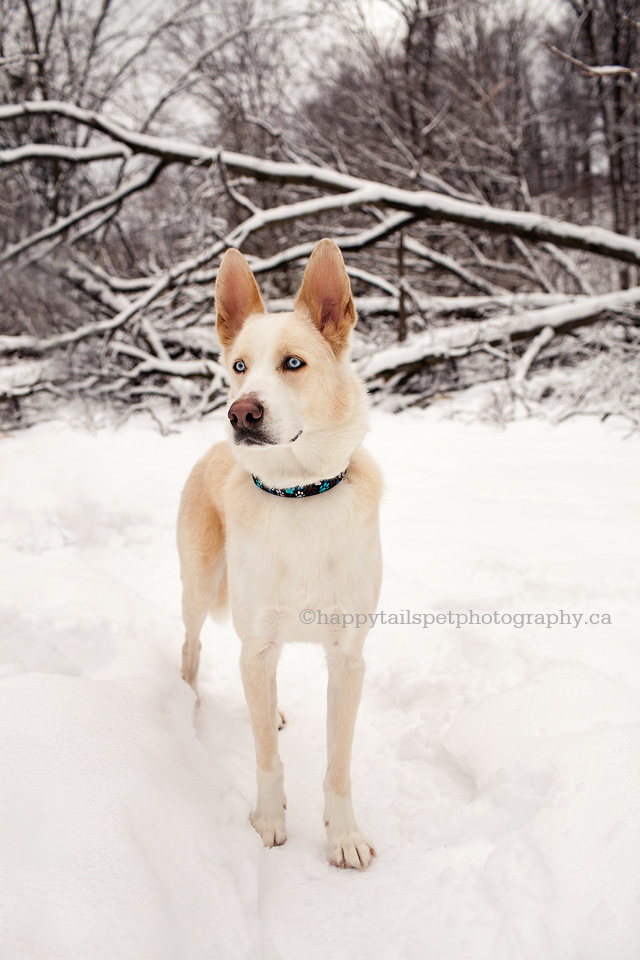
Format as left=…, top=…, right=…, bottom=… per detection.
left=1, top=405, right=639, bottom=960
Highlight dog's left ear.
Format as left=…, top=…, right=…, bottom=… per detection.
left=294, top=239, right=356, bottom=353
left=216, top=248, right=265, bottom=348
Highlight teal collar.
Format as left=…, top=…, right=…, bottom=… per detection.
left=252, top=469, right=347, bottom=498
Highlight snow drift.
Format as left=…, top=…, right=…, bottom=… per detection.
left=0, top=408, right=639, bottom=959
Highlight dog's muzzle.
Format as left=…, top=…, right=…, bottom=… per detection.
left=228, top=395, right=274, bottom=445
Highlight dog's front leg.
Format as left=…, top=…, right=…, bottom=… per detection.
left=240, top=640, right=287, bottom=847
left=323, top=636, right=376, bottom=870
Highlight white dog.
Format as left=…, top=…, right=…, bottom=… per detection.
left=177, top=239, right=382, bottom=869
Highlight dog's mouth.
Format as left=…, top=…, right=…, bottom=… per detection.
left=233, top=427, right=302, bottom=447
left=234, top=429, right=303, bottom=447
left=233, top=430, right=277, bottom=447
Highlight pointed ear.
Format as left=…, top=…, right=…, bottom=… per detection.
left=215, top=248, right=265, bottom=348
left=294, top=239, right=356, bottom=353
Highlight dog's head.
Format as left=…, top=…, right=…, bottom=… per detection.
left=215, top=239, right=368, bottom=484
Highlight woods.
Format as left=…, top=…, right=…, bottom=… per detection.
left=1, top=0, right=639, bottom=428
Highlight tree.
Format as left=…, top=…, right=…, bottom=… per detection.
left=549, top=1, right=640, bottom=249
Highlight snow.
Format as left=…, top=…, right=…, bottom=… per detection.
left=1, top=408, right=639, bottom=960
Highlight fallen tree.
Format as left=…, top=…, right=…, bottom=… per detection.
left=358, top=286, right=640, bottom=381
left=3, top=101, right=640, bottom=268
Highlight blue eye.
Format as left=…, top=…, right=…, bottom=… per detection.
left=285, top=357, right=304, bottom=370
left=233, top=360, right=246, bottom=373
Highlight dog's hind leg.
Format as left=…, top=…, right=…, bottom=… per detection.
left=177, top=454, right=228, bottom=696
left=179, top=556, right=225, bottom=693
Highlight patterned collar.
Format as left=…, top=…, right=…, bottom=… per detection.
left=252, top=468, right=347, bottom=498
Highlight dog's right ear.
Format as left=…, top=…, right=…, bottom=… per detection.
left=215, top=248, right=265, bottom=347
left=294, top=239, right=356, bottom=354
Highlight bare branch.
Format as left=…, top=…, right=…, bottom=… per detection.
left=0, top=160, right=168, bottom=267
left=0, top=53, right=44, bottom=66
left=140, top=13, right=306, bottom=133
left=511, top=237, right=554, bottom=294
left=541, top=244, right=594, bottom=296
left=93, top=0, right=202, bottom=109
left=403, top=235, right=508, bottom=295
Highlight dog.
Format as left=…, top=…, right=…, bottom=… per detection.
left=177, top=239, right=382, bottom=870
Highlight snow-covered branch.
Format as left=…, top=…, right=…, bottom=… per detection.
left=543, top=42, right=639, bottom=80
left=0, top=143, right=130, bottom=164
left=3, top=101, right=640, bottom=266
left=359, top=286, right=640, bottom=381
left=511, top=325, right=555, bottom=395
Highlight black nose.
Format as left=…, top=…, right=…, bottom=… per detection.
left=228, top=396, right=264, bottom=431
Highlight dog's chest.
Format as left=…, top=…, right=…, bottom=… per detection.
left=226, top=484, right=380, bottom=619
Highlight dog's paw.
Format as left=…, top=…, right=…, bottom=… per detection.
left=251, top=812, right=287, bottom=848
left=328, top=832, right=376, bottom=871
left=277, top=708, right=286, bottom=730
